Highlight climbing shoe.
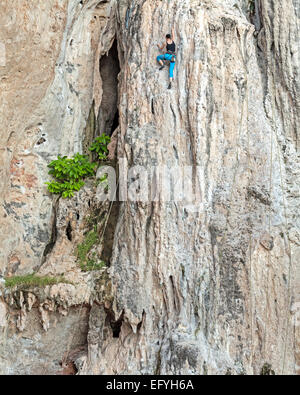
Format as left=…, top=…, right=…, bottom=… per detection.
left=168, top=82, right=172, bottom=90
left=159, top=65, right=165, bottom=71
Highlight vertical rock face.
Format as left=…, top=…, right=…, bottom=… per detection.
left=0, top=0, right=299, bottom=375
left=0, top=0, right=116, bottom=273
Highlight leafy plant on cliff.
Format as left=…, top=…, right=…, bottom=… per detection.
left=80, top=256, right=106, bottom=272
left=260, top=363, right=275, bottom=375
left=5, top=274, right=70, bottom=288
left=248, top=0, right=255, bottom=16
left=95, top=172, right=110, bottom=196
left=46, top=153, right=96, bottom=198
left=46, top=134, right=110, bottom=199
left=89, top=133, right=111, bottom=161
left=77, top=228, right=106, bottom=272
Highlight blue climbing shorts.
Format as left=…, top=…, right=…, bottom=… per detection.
left=157, top=53, right=176, bottom=79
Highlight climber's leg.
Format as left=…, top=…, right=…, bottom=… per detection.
left=157, top=54, right=165, bottom=69
left=157, top=54, right=164, bottom=64
left=164, top=54, right=176, bottom=89
left=163, top=54, right=176, bottom=80
left=169, top=60, right=176, bottom=79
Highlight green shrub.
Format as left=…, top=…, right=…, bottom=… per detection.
left=89, top=133, right=111, bottom=161
left=98, top=173, right=108, bottom=183
left=77, top=229, right=98, bottom=264
left=260, top=363, right=275, bottom=375
left=46, top=153, right=96, bottom=198
left=95, top=172, right=110, bottom=196
left=80, top=258, right=106, bottom=272
left=46, top=134, right=110, bottom=199
left=77, top=229, right=107, bottom=272
left=5, top=274, right=70, bottom=288
left=248, top=0, right=255, bottom=15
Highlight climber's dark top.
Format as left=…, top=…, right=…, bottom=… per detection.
left=166, top=41, right=176, bottom=53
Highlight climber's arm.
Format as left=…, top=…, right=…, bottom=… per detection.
left=172, top=27, right=175, bottom=41
left=157, top=42, right=165, bottom=51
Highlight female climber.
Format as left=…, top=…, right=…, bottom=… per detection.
left=157, top=28, right=176, bottom=89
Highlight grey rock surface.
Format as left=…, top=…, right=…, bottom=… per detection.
left=0, top=0, right=299, bottom=375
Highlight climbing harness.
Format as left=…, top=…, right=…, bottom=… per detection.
left=166, top=50, right=176, bottom=63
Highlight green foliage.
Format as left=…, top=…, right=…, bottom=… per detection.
left=5, top=274, right=70, bottom=288
left=95, top=172, right=108, bottom=186
left=46, top=180, right=85, bottom=199
left=77, top=229, right=107, bottom=272
left=95, top=172, right=109, bottom=196
left=248, top=0, right=255, bottom=15
left=46, top=134, right=110, bottom=199
left=46, top=153, right=96, bottom=198
left=80, top=257, right=106, bottom=272
left=260, top=363, right=275, bottom=376
left=89, top=133, right=111, bottom=161
left=47, top=153, right=96, bottom=181
left=77, top=229, right=98, bottom=264
left=99, top=173, right=108, bottom=183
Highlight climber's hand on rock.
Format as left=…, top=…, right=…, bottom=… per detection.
left=172, top=27, right=175, bottom=41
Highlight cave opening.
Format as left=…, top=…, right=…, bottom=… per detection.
left=96, top=38, right=121, bottom=265
left=112, top=318, right=123, bottom=338
left=41, top=202, right=58, bottom=265
left=100, top=200, right=120, bottom=264
left=66, top=221, right=73, bottom=241
left=105, top=308, right=124, bottom=338
left=98, top=39, right=120, bottom=137
left=110, top=109, right=120, bottom=135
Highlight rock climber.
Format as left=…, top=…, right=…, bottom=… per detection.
left=157, top=28, right=176, bottom=89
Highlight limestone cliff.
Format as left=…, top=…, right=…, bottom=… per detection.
left=0, top=0, right=299, bottom=375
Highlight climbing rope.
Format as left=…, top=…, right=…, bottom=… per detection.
left=237, top=26, right=292, bottom=374
left=266, top=37, right=293, bottom=375
left=263, top=88, right=274, bottom=362
left=0, top=311, right=10, bottom=374
left=62, top=4, right=121, bottom=369
left=270, top=85, right=293, bottom=376
left=207, top=27, right=254, bottom=375
left=277, top=140, right=293, bottom=375
left=62, top=178, right=119, bottom=369
left=245, top=75, right=254, bottom=369
left=276, top=131, right=293, bottom=375
left=236, top=26, right=276, bottom=371
left=236, top=27, right=255, bottom=370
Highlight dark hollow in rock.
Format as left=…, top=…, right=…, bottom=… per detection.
left=98, top=39, right=120, bottom=137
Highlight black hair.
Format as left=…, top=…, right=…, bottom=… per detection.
left=166, top=34, right=171, bottom=39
